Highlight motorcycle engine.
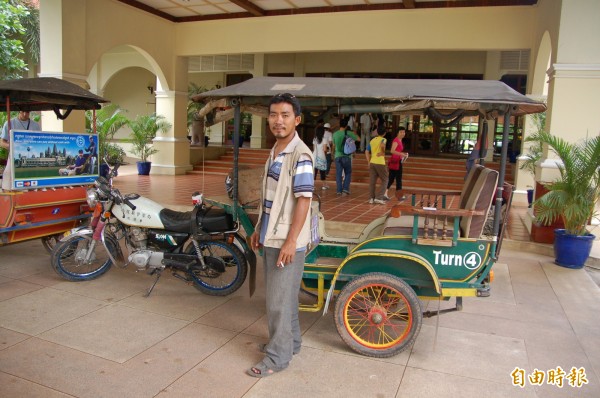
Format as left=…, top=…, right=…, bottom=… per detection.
left=128, top=250, right=164, bottom=270
left=129, top=227, right=148, bottom=249
left=127, top=227, right=164, bottom=270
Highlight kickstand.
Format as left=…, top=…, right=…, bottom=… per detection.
left=144, top=269, right=162, bottom=297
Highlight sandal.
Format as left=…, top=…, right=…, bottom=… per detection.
left=246, top=361, right=283, bottom=378
left=259, top=343, right=300, bottom=355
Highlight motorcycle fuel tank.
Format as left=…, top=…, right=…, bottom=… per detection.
left=113, top=196, right=166, bottom=228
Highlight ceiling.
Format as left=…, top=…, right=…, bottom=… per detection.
left=117, top=0, right=538, bottom=22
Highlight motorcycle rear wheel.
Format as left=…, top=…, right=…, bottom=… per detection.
left=51, top=234, right=116, bottom=281
left=185, top=240, right=248, bottom=296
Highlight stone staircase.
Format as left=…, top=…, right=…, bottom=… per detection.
left=188, top=148, right=513, bottom=191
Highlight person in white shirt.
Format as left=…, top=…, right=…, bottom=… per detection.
left=323, top=123, right=333, bottom=176
left=359, top=113, right=372, bottom=152
left=1, top=110, right=42, bottom=190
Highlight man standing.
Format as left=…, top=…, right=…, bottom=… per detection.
left=332, top=118, right=360, bottom=195
left=1, top=111, right=41, bottom=142
left=359, top=113, right=372, bottom=152
left=366, top=126, right=388, bottom=204
left=1, top=110, right=41, bottom=190
left=248, top=93, right=314, bottom=378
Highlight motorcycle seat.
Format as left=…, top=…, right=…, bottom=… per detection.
left=159, top=206, right=235, bottom=234
left=159, top=208, right=193, bottom=233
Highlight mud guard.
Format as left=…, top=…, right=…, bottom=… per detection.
left=323, top=249, right=442, bottom=315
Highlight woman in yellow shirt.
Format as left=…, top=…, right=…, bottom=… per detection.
left=365, top=127, right=388, bottom=204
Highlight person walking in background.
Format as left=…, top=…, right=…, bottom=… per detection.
left=359, top=113, right=372, bottom=152
left=1, top=110, right=41, bottom=190
left=386, top=126, right=408, bottom=201
left=332, top=118, right=360, bottom=196
left=312, top=125, right=329, bottom=189
left=346, top=113, right=356, bottom=131
left=366, top=124, right=388, bottom=204
left=248, top=93, right=313, bottom=378
left=323, top=123, right=333, bottom=177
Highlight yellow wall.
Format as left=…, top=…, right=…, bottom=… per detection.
left=175, top=8, right=536, bottom=55
left=41, top=0, right=600, bottom=181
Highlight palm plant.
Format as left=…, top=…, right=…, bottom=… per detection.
left=128, top=113, right=171, bottom=162
left=532, top=131, right=600, bottom=236
left=519, top=112, right=545, bottom=177
left=85, top=104, right=128, bottom=164
left=187, top=83, right=207, bottom=129
left=187, top=83, right=208, bottom=145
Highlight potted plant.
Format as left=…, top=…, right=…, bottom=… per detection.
left=86, top=104, right=128, bottom=177
left=520, top=112, right=545, bottom=207
left=127, top=113, right=171, bottom=175
left=520, top=139, right=543, bottom=207
left=187, top=83, right=207, bottom=146
left=532, top=131, right=600, bottom=268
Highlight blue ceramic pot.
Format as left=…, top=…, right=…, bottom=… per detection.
left=554, top=229, right=595, bottom=269
left=137, top=161, right=151, bottom=175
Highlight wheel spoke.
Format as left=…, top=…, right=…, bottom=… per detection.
left=343, top=281, right=416, bottom=349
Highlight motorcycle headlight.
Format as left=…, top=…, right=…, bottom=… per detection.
left=86, top=188, right=98, bottom=208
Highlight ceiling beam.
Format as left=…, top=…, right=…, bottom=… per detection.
left=229, top=0, right=265, bottom=17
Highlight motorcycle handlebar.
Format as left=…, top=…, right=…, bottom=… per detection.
left=110, top=188, right=136, bottom=210
left=124, top=198, right=136, bottom=211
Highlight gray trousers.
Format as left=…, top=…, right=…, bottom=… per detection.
left=262, top=246, right=305, bottom=369
left=369, top=163, right=389, bottom=200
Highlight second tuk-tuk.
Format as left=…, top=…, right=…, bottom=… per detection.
left=0, top=77, right=107, bottom=251
left=194, top=77, right=546, bottom=358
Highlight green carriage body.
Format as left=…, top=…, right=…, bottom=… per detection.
left=301, top=237, right=494, bottom=311
left=195, top=76, right=546, bottom=357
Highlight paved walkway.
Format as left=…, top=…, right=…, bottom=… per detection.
left=1, top=164, right=599, bottom=397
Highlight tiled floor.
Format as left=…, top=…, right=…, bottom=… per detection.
left=2, top=163, right=600, bottom=398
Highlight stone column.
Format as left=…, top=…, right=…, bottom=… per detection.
left=250, top=53, right=266, bottom=149
left=152, top=89, right=192, bottom=175
left=39, top=0, right=87, bottom=134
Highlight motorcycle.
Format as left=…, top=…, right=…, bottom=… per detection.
left=50, top=163, right=249, bottom=297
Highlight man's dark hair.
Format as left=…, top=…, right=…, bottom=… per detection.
left=398, top=126, right=406, bottom=132
left=339, top=118, right=349, bottom=128
left=78, top=149, right=84, bottom=154
left=269, top=93, right=302, bottom=117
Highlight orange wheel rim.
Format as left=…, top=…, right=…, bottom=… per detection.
left=343, top=283, right=413, bottom=349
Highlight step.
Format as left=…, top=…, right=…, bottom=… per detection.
left=189, top=148, right=513, bottom=189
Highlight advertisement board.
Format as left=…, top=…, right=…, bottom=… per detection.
left=8, top=130, right=98, bottom=189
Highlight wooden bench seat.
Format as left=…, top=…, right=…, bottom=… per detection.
left=384, top=165, right=499, bottom=245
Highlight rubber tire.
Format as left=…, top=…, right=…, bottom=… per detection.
left=185, top=240, right=248, bottom=296
left=51, top=234, right=115, bottom=281
left=334, top=272, right=422, bottom=358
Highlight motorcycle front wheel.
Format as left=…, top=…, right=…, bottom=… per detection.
left=51, top=234, right=116, bottom=281
left=185, top=240, right=248, bottom=296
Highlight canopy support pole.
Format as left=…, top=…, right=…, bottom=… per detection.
left=232, top=99, right=241, bottom=221
left=491, top=106, right=514, bottom=244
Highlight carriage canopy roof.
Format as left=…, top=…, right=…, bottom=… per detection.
left=0, top=77, right=108, bottom=112
left=193, top=76, right=546, bottom=116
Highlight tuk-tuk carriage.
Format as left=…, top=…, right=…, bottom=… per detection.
left=0, top=78, right=107, bottom=251
left=193, top=77, right=546, bottom=358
